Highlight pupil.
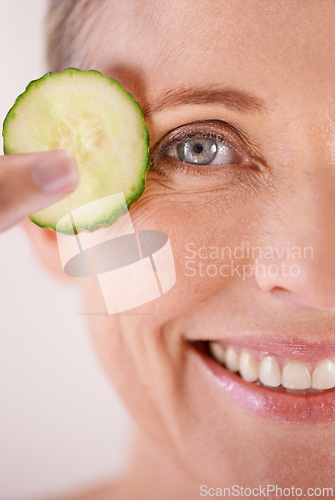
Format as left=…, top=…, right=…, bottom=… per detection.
left=193, top=143, right=203, bottom=154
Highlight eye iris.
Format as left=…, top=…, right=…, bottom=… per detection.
left=177, top=137, right=217, bottom=164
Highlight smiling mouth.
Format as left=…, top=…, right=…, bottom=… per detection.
left=192, top=340, right=335, bottom=395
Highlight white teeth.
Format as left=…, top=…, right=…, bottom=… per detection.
left=208, top=341, right=335, bottom=392
left=282, top=361, right=311, bottom=390
left=208, top=341, right=226, bottom=365
left=259, top=355, right=281, bottom=387
left=312, top=360, right=335, bottom=390
left=239, top=351, right=258, bottom=382
left=225, top=346, right=239, bottom=372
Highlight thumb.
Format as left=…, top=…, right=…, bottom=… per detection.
left=0, top=150, right=79, bottom=232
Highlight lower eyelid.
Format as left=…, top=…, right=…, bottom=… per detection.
left=157, top=158, right=215, bottom=177
left=151, top=157, right=257, bottom=186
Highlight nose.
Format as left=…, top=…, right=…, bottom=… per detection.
left=255, top=170, right=335, bottom=309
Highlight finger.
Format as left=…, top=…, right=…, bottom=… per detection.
left=0, top=150, right=79, bottom=232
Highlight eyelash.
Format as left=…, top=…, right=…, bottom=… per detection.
left=151, top=122, right=257, bottom=178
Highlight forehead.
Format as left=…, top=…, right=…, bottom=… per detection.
left=84, top=0, right=335, bottom=100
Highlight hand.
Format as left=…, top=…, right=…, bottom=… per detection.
left=0, top=150, right=79, bottom=232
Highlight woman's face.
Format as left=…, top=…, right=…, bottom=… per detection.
left=74, top=0, right=335, bottom=488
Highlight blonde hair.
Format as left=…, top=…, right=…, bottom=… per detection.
left=45, top=0, right=97, bottom=71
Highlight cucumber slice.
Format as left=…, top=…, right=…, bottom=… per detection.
left=2, top=68, right=150, bottom=233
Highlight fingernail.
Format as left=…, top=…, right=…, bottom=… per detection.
left=32, top=151, right=79, bottom=194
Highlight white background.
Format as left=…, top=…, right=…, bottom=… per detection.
left=0, top=2, right=133, bottom=499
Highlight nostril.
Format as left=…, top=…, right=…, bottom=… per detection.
left=264, top=286, right=312, bottom=307
left=263, top=285, right=335, bottom=310
left=268, top=286, right=290, bottom=296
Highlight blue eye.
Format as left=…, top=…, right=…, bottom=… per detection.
left=167, top=136, right=235, bottom=166
left=177, top=137, right=217, bottom=164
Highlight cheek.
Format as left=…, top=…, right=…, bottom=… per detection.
left=80, top=171, right=275, bottom=409
left=128, top=173, right=274, bottom=306
left=78, top=172, right=285, bottom=483
left=82, top=288, right=191, bottom=466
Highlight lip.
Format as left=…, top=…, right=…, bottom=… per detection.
left=186, top=334, right=335, bottom=361
left=190, top=341, right=335, bottom=423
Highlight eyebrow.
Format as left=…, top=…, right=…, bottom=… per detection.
left=143, top=86, right=267, bottom=117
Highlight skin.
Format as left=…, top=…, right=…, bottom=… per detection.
left=4, top=0, right=335, bottom=498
